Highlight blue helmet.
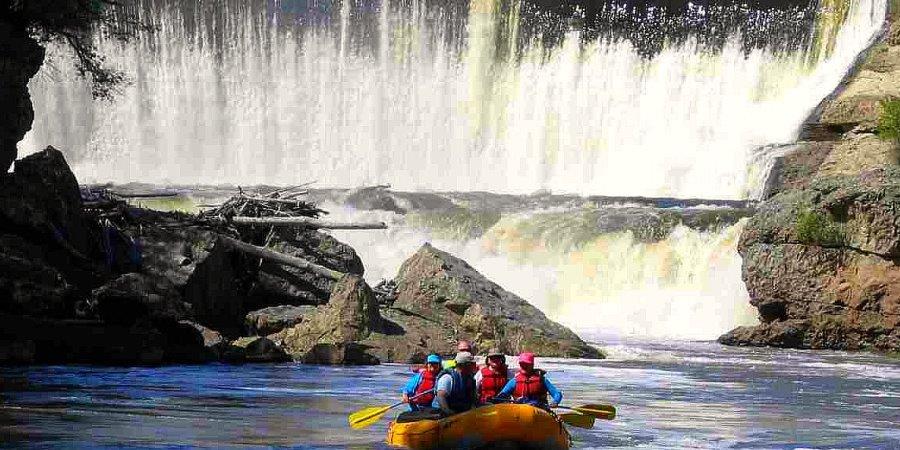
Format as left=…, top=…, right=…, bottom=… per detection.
left=426, top=354, right=442, bottom=364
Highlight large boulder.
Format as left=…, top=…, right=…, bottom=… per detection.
left=363, top=244, right=602, bottom=360
left=246, top=229, right=364, bottom=308
left=280, top=274, right=386, bottom=364
left=0, top=147, right=94, bottom=257
left=180, top=320, right=230, bottom=360
left=245, top=305, right=316, bottom=336
left=183, top=238, right=256, bottom=336
left=92, top=273, right=193, bottom=325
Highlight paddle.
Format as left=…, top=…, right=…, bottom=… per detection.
left=557, top=412, right=595, bottom=429
left=557, top=404, right=617, bottom=420
left=348, top=390, right=432, bottom=430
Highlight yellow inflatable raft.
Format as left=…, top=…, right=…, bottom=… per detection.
left=386, top=403, right=571, bottom=450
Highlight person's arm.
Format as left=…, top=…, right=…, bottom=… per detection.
left=543, top=376, right=562, bottom=406
left=435, top=374, right=453, bottom=414
left=496, top=378, right=516, bottom=399
left=474, top=370, right=483, bottom=398
left=401, top=373, right=421, bottom=402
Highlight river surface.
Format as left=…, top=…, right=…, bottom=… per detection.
left=2, top=340, right=899, bottom=449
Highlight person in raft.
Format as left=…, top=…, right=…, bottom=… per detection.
left=496, top=352, right=563, bottom=408
left=401, top=354, right=443, bottom=411
left=442, top=340, right=475, bottom=370
left=433, top=352, right=478, bottom=415
left=474, top=348, right=513, bottom=404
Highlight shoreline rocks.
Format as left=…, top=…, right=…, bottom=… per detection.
left=720, top=18, right=900, bottom=353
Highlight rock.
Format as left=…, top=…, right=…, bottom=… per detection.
left=180, top=320, right=230, bottom=360
left=723, top=167, right=900, bottom=352
left=245, top=305, right=316, bottom=336
left=816, top=134, right=898, bottom=178
left=226, top=336, right=290, bottom=363
left=92, top=273, right=192, bottom=325
left=0, top=339, right=36, bottom=365
left=183, top=238, right=257, bottom=336
left=718, top=320, right=809, bottom=348
left=280, top=275, right=384, bottom=363
left=362, top=244, right=602, bottom=360
left=0, top=147, right=96, bottom=259
left=0, top=314, right=168, bottom=365
left=247, top=229, right=364, bottom=308
left=0, top=234, right=74, bottom=317
left=0, top=22, right=44, bottom=172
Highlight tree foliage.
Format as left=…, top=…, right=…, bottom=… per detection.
left=3, top=0, right=153, bottom=99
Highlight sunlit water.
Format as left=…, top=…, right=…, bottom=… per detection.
left=2, top=341, right=898, bottom=449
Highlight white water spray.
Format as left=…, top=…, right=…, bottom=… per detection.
left=22, top=0, right=886, bottom=199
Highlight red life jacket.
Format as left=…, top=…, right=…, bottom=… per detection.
left=412, top=369, right=438, bottom=406
left=513, top=369, right=547, bottom=404
left=479, top=366, right=509, bottom=403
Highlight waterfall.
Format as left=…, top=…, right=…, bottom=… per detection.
left=22, top=0, right=886, bottom=199
left=20, top=0, right=889, bottom=339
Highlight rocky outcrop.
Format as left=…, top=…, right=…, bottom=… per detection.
left=279, top=245, right=602, bottom=364
left=247, top=229, right=364, bottom=308
left=92, top=273, right=193, bottom=325
left=0, top=21, right=44, bottom=172
left=280, top=274, right=385, bottom=364
left=381, top=244, right=602, bottom=359
left=721, top=18, right=900, bottom=352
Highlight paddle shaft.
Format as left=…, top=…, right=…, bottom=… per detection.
left=351, top=389, right=434, bottom=426
left=555, top=404, right=616, bottom=420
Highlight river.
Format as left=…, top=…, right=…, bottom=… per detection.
left=3, top=340, right=898, bottom=449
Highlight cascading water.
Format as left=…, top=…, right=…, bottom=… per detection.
left=20, top=0, right=889, bottom=339
left=22, top=0, right=885, bottom=199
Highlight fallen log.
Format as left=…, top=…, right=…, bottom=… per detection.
left=240, top=196, right=311, bottom=206
left=220, top=237, right=344, bottom=280
left=231, top=216, right=387, bottom=230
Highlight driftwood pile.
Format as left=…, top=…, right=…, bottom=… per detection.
left=78, top=185, right=387, bottom=283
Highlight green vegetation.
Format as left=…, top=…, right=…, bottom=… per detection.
left=876, top=98, right=900, bottom=143
left=794, top=209, right=846, bottom=246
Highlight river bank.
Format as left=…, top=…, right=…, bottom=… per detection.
left=2, top=340, right=898, bottom=449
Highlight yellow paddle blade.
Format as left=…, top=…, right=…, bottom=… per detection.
left=348, top=405, right=391, bottom=429
left=559, top=413, right=595, bottom=429
left=572, top=404, right=616, bottom=420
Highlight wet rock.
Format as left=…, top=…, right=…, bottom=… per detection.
left=92, top=273, right=192, bottom=325
left=226, top=336, right=290, bottom=363
left=245, top=305, right=316, bottom=336
left=718, top=320, right=809, bottom=348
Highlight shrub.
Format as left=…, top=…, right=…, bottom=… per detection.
left=876, top=98, right=900, bottom=142
left=794, top=210, right=846, bottom=246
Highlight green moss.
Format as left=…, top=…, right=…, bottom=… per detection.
left=794, top=209, right=846, bottom=246
left=876, top=98, right=900, bottom=142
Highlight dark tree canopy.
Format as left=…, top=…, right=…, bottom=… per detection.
left=3, top=0, right=152, bottom=99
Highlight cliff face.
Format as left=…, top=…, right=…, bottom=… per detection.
left=0, top=20, right=44, bottom=172
left=720, top=19, right=900, bottom=352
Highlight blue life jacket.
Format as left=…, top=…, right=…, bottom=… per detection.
left=432, top=370, right=476, bottom=413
